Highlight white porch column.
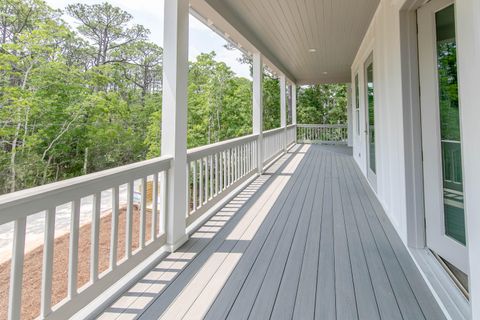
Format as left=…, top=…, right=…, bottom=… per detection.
left=346, top=83, right=353, bottom=147
left=253, top=53, right=264, bottom=173
left=292, top=84, right=297, bottom=125
left=161, top=0, right=189, bottom=252
left=292, top=84, right=297, bottom=143
left=280, top=74, right=287, bottom=152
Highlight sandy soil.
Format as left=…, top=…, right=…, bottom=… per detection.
left=0, top=206, right=154, bottom=320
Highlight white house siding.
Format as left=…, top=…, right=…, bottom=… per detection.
left=352, top=0, right=480, bottom=318
left=456, top=0, right=480, bottom=318
left=351, top=0, right=408, bottom=241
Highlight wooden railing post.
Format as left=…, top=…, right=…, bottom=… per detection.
left=253, top=53, right=264, bottom=173
left=280, top=74, right=287, bottom=152
left=161, top=0, right=189, bottom=252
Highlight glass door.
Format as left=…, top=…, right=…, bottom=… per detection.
left=418, top=0, right=468, bottom=274
left=364, top=55, right=376, bottom=187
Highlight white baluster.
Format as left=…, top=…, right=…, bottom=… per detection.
left=91, top=192, right=101, bottom=281
left=8, top=217, right=26, bottom=320
left=68, top=199, right=80, bottom=299
left=41, top=208, right=55, bottom=318
left=110, top=186, right=119, bottom=268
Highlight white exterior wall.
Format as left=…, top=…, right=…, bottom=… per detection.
left=352, top=0, right=480, bottom=318
left=351, top=0, right=407, bottom=240
left=456, top=0, right=480, bottom=318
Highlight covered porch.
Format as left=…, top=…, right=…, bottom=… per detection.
left=98, top=145, right=444, bottom=320
left=2, top=0, right=480, bottom=318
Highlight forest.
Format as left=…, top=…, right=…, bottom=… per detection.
left=0, top=0, right=347, bottom=195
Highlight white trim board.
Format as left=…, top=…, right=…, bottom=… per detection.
left=409, top=248, right=470, bottom=320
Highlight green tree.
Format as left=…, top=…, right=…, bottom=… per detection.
left=66, top=2, right=148, bottom=66
left=297, top=84, right=347, bottom=124
left=187, top=52, right=252, bottom=148
left=263, top=72, right=280, bottom=130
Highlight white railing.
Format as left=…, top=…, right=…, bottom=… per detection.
left=0, top=156, right=171, bottom=320
left=263, top=127, right=285, bottom=164
left=186, top=134, right=258, bottom=226
left=0, top=125, right=307, bottom=319
left=287, top=124, right=296, bottom=146
left=297, top=124, right=348, bottom=144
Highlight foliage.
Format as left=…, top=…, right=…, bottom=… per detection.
left=437, top=41, right=459, bottom=141
left=0, top=1, right=254, bottom=194
left=0, top=0, right=346, bottom=195
left=187, top=52, right=252, bottom=148
left=263, top=73, right=280, bottom=130
left=0, top=0, right=164, bottom=193
left=297, top=84, right=347, bottom=124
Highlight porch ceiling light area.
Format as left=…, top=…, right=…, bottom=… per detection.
left=197, top=0, right=380, bottom=84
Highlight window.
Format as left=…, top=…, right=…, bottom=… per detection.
left=355, top=73, right=360, bottom=136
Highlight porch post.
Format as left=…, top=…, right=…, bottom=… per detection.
left=161, top=0, right=189, bottom=252
left=280, top=74, right=287, bottom=152
left=346, top=83, right=353, bottom=147
left=253, top=53, right=264, bottom=173
left=292, top=83, right=297, bottom=143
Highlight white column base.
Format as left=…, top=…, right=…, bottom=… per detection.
left=167, top=233, right=189, bottom=252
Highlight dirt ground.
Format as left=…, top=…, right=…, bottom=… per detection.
left=0, top=206, right=154, bottom=320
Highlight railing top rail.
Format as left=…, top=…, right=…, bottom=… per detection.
left=297, top=123, right=347, bottom=128
left=263, top=127, right=285, bottom=136
left=0, top=155, right=173, bottom=223
left=286, top=124, right=297, bottom=129
left=187, top=134, right=259, bottom=161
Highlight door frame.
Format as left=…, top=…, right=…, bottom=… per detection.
left=364, top=53, right=377, bottom=189
left=396, top=0, right=471, bottom=317
left=417, top=0, right=468, bottom=274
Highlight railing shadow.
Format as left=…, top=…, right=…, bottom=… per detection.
left=101, top=144, right=351, bottom=319
left=99, top=145, right=306, bottom=318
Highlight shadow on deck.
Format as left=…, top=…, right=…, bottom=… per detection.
left=99, top=144, right=445, bottom=320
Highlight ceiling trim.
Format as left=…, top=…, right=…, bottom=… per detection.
left=190, top=0, right=297, bottom=83
left=297, top=76, right=352, bottom=85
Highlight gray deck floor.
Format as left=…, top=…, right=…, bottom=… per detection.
left=99, top=144, right=445, bottom=320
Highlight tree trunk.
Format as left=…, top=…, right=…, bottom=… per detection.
left=21, top=107, right=30, bottom=154
left=9, top=123, right=21, bottom=193
left=55, top=164, right=60, bottom=181
left=42, top=155, right=53, bottom=184
left=1, top=21, right=7, bottom=44
left=83, top=147, right=88, bottom=175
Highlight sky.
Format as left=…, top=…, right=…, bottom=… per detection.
left=45, top=0, right=251, bottom=79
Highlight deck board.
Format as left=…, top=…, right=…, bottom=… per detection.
left=203, top=150, right=312, bottom=320
left=248, top=148, right=322, bottom=320
left=345, top=157, right=447, bottom=320
left=336, top=155, right=380, bottom=320
left=315, top=153, right=336, bottom=320
left=332, top=154, right=358, bottom=320
left=270, top=150, right=325, bottom=320
left=99, top=144, right=446, bottom=320
left=224, top=147, right=316, bottom=320
left=341, top=156, right=404, bottom=320
left=347, top=158, right=426, bottom=320
left=291, top=150, right=326, bottom=320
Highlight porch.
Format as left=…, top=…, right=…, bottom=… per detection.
left=3, top=0, right=478, bottom=317
left=98, top=144, right=444, bottom=320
